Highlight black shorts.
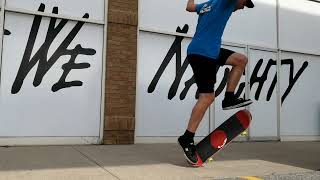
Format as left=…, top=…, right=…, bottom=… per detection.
left=187, top=48, right=235, bottom=93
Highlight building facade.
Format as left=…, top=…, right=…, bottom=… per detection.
left=0, top=0, right=319, bottom=145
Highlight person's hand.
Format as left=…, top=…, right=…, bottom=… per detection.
left=186, top=0, right=197, bottom=12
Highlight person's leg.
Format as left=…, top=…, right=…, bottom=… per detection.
left=179, top=93, right=214, bottom=166
left=217, top=49, right=252, bottom=110
left=178, top=54, right=216, bottom=166
left=187, top=93, right=215, bottom=133
left=184, top=55, right=217, bottom=134
left=225, top=53, right=248, bottom=92
left=178, top=93, right=214, bottom=166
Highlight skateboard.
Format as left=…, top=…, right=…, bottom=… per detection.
left=194, top=109, right=252, bottom=167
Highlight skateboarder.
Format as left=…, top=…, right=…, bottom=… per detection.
left=178, top=0, right=254, bottom=166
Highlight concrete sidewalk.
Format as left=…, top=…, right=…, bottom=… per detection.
left=0, top=142, right=319, bottom=180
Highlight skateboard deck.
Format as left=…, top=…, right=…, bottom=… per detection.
left=194, top=109, right=252, bottom=166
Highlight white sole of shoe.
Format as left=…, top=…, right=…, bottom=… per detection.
left=222, top=100, right=253, bottom=110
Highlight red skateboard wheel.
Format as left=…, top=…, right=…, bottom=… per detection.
left=236, top=110, right=251, bottom=129
left=210, top=130, right=227, bottom=149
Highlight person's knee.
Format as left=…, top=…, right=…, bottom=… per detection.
left=228, top=53, right=248, bottom=68
left=235, top=54, right=248, bottom=68
left=199, top=93, right=215, bottom=105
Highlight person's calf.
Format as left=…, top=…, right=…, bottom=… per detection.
left=187, top=93, right=215, bottom=133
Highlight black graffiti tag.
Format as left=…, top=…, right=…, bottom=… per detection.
left=280, top=59, right=308, bottom=103
left=147, top=24, right=199, bottom=99
left=148, top=25, right=309, bottom=103
left=11, top=3, right=96, bottom=94
left=250, top=59, right=308, bottom=103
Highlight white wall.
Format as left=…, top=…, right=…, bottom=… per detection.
left=279, top=0, right=320, bottom=55
left=248, top=49, right=278, bottom=139
left=139, top=0, right=277, bottom=48
left=0, top=0, right=105, bottom=144
left=280, top=52, right=320, bottom=137
left=223, top=0, right=277, bottom=49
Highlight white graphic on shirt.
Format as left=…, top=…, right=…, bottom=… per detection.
left=199, top=4, right=212, bottom=14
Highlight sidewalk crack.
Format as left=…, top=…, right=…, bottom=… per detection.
left=72, top=146, right=121, bottom=180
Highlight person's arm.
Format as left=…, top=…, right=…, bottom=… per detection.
left=186, top=0, right=197, bottom=12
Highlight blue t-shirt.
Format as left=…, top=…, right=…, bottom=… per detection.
left=187, top=0, right=237, bottom=59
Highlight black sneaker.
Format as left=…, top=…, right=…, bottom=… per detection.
left=178, top=136, right=202, bottom=167
left=222, top=97, right=253, bottom=110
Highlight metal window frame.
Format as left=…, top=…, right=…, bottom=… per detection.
left=0, top=0, right=108, bottom=145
